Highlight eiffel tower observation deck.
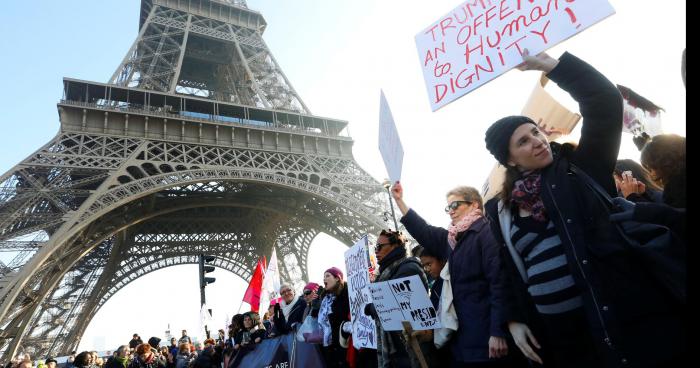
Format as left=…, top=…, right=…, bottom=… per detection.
left=0, top=0, right=389, bottom=358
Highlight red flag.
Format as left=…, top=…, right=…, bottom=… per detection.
left=242, top=256, right=267, bottom=312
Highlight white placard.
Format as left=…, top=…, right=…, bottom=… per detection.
left=378, top=90, right=404, bottom=184
left=415, top=0, right=616, bottom=111
left=368, top=275, right=440, bottom=332
left=344, top=236, right=378, bottom=349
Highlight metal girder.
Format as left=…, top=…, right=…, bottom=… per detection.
left=0, top=0, right=391, bottom=360
left=111, top=3, right=308, bottom=113
left=0, top=151, right=387, bottom=359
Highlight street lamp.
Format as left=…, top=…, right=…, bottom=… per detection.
left=382, top=179, right=399, bottom=230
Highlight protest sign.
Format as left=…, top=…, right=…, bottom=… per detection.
left=521, top=73, right=581, bottom=140
left=416, top=0, right=615, bottom=111
left=379, top=90, right=404, bottom=183
left=368, top=275, right=440, bottom=331
left=344, top=236, right=378, bottom=349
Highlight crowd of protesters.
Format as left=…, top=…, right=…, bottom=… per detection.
left=3, top=50, right=685, bottom=368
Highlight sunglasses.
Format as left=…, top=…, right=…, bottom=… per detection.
left=303, top=289, right=313, bottom=295
left=444, top=200, right=471, bottom=213
left=375, top=241, right=393, bottom=253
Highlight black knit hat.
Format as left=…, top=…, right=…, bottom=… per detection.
left=147, top=336, right=161, bottom=348
left=485, top=115, right=536, bottom=166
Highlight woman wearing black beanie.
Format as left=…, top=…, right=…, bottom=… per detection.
left=483, top=50, right=685, bottom=368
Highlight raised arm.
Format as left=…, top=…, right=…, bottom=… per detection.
left=393, top=182, right=451, bottom=261
left=545, top=51, right=623, bottom=195
left=391, top=181, right=410, bottom=216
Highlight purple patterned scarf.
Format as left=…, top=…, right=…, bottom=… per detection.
left=511, top=171, right=548, bottom=222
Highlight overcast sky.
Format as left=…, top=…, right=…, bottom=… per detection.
left=0, top=0, right=685, bottom=352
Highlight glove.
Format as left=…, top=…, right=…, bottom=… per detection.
left=341, top=321, right=353, bottom=334
left=273, top=303, right=281, bottom=317
left=364, top=303, right=377, bottom=319
left=610, top=197, right=635, bottom=222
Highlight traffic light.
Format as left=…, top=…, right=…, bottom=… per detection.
left=198, top=254, right=216, bottom=339
left=199, top=254, right=216, bottom=289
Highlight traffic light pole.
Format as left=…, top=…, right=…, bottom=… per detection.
left=199, top=254, right=216, bottom=339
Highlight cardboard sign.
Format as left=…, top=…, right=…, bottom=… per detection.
left=378, top=90, right=404, bottom=183
left=521, top=73, right=581, bottom=140
left=481, top=163, right=506, bottom=203
left=416, top=0, right=616, bottom=111
left=344, top=236, right=378, bottom=349
left=368, top=275, right=440, bottom=331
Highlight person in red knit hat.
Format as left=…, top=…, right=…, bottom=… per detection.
left=318, top=267, right=350, bottom=367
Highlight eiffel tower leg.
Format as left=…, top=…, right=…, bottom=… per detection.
left=109, top=6, right=157, bottom=86
left=169, top=14, right=192, bottom=93
left=56, top=232, right=128, bottom=355
left=228, top=24, right=272, bottom=109
left=110, top=5, right=187, bottom=91
left=0, top=141, right=149, bottom=359
left=2, top=257, right=78, bottom=360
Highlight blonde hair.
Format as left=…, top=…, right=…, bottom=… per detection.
left=446, top=186, right=483, bottom=210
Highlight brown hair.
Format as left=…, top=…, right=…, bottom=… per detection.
left=323, top=279, right=346, bottom=297
left=178, top=343, right=189, bottom=353
left=446, top=186, right=483, bottom=210
left=135, top=344, right=151, bottom=356
left=499, top=165, right=521, bottom=203
left=243, top=312, right=264, bottom=330
left=640, top=134, right=686, bottom=186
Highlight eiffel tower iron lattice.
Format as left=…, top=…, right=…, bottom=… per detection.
left=0, top=0, right=390, bottom=358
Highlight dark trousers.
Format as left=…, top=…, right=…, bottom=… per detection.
left=321, top=345, right=349, bottom=368
left=356, top=348, right=378, bottom=367
left=452, top=362, right=515, bottom=368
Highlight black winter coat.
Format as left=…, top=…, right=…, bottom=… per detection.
left=321, top=284, right=350, bottom=350
left=401, top=213, right=510, bottom=363
left=485, top=52, right=685, bottom=368
left=272, top=297, right=307, bottom=334
left=372, top=248, right=437, bottom=368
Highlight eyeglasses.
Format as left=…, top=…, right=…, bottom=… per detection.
left=375, top=242, right=393, bottom=253
left=280, top=289, right=293, bottom=295
left=444, top=200, right=471, bottom=213
left=303, top=289, right=313, bottom=295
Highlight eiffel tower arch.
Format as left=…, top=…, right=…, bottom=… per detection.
left=0, top=0, right=389, bottom=358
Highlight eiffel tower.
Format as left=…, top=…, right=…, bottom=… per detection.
left=0, top=0, right=388, bottom=358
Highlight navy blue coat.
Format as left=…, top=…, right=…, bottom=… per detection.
left=401, top=212, right=509, bottom=363
left=485, top=52, right=685, bottom=367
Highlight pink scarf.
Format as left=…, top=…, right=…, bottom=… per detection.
left=447, top=208, right=483, bottom=249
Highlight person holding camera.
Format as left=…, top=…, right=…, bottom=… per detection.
left=301, top=282, right=323, bottom=320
